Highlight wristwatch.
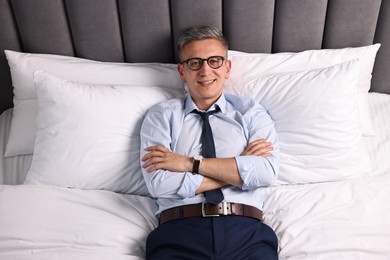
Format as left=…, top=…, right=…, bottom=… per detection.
left=192, top=155, right=204, bottom=174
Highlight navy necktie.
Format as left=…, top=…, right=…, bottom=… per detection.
left=193, top=108, right=224, bottom=205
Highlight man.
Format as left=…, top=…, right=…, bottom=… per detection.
left=140, top=25, right=279, bottom=259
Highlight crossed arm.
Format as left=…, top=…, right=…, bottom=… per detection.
left=141, top=139, right=273, bottom=194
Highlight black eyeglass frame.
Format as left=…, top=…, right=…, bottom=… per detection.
left=180, top=56, right=227, bottom=71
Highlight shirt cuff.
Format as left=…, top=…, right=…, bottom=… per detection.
left=177, top=172, right=204, bottom=198
left=235, top=156, right=256, bottom=190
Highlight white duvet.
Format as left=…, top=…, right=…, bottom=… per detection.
left=0, top=185, right=158, bottom=260
left=263, top=174, right=390, bottom=259
left=1, top=178, right=389, bottom=259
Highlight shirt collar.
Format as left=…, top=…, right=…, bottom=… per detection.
left=184, top=92, right=227, bottom=115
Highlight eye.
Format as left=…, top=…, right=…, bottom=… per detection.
left=188, top=59, right=202, bottom=68
left=208, top=57, right=224, bottom=68
left=210, top=57, right=221, bottom=63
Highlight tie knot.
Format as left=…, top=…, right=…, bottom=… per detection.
left=192, top=107, right=220, bottom=121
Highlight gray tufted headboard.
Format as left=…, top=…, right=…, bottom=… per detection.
left=1, top=0, right=389, bottom=115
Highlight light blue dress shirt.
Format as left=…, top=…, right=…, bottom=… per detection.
left=140, top=92, right=279, bottom=214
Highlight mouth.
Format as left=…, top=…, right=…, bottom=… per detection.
left=197, top=79, right=216, bottom=87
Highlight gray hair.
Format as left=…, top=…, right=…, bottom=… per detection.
left=177, top=25, right=228, bottom=59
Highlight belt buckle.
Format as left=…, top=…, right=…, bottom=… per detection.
left=202, top=201, right=228, bottom=217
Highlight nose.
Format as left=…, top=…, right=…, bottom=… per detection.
left=199, top=60, right=213, bottom=73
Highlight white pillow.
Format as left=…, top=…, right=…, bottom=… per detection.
left=226, top=44, right=381, bottom=136
left=4, top=50, right=183, bottom=157
left=24, top=71, right=184, bottom=195
left=225, top=60, right=371, bottom=184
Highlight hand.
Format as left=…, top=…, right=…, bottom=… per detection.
left=241, top=139, right=273, bottom=156
left=142, top=146, right=192, bottom=173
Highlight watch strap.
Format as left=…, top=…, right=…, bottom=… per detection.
left=192, top=159, right=200, bottom=174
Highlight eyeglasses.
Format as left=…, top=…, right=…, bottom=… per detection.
left=180, top=56, right=226, bottom=71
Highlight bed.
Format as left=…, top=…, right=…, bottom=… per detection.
left=1, top=0, right=390, bottom=259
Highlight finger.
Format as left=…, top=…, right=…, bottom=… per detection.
left=145, top=162, right=166, bottom=173
left=250, top=139, right=265, bottom=144
left=142, top=155, right=165, bottom=168
left=142, top=160, right=153, bottom=169
left=251, top=145, right=273, bottom=154
left=246, top=145, right=273, bottom=156
left=145, top=145, right=169, bottom=152
left=246, top=139, right=265, bottom=149
left=247, top=140, right=270, bottom=150
left=251, top=142, right=272, bottom=150
left=141, top=153, right=152, bottom=162
left=251, top=139, right=273, bottom=147
left=144, top=163, right=155, bottom=173
left=142, top=162, right=155, bottom=173
left=252, top=139, right=272, bottom=145
left=253, top=148, right=273, bottom=156
left=246, top=141, right=272, bottom=155
left=142, top=160, right=160, bottom=171
left=142, top=150, right=166, bottom=161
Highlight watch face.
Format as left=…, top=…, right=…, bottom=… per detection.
left=194, top=155, right=204, bottom=161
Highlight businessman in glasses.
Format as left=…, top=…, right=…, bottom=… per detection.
left=140, top=25, right=280, bottom=260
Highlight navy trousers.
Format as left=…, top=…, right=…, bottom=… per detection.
left=146, top=216, right=278, bottom=260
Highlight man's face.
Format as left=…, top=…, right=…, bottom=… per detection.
left=178, top=39, right=231, bottom=110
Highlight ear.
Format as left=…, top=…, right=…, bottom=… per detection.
left=225, top=59, right=232, bottom=79
left=177, top=63, right=186, bottom=82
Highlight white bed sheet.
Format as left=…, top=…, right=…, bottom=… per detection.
left=0, top=184, right=158, bottom=260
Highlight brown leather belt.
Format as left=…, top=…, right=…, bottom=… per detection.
left=159, top=202, right=263, bottom=225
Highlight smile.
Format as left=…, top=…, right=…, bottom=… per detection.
left=197, top=79, right=216, bottom=86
